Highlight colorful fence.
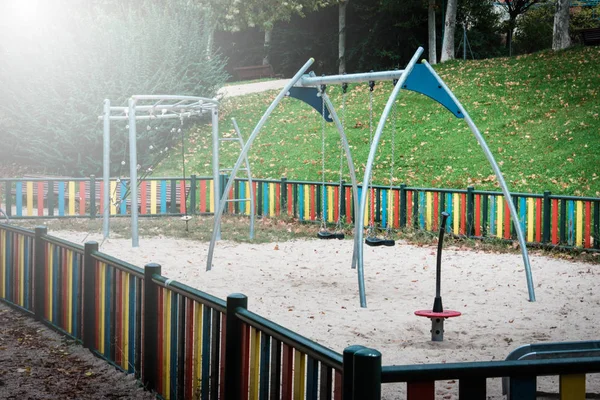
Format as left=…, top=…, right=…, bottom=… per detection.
left=1, top=176, right=599, bottom=252
left=2, top=222, right=600, bottom=399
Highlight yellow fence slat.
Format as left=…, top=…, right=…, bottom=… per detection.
left=527, top=198, right=534, bottom=242
left=209, top=181, right=215, bottom=213
left=560, top=374, right=586, bottom=400
left=151, top=181, right=157, bottom=214
left=576, top=201, right=583, bottom=247
left=193, top=302, right=203, bottom=394
left=26, top=182, right=33, bottom=216
left=126, top=273, right=132, bottom=370
left=497, top=196, right=503, bottom=238
left=426, top=192, right=432, bottom=231
left=249, top=327, right=260, bottom=400
left=110, top=181, right=117, bottom=215
left=293, top=350, right=306, bottom=400
left=99, top=262, right=106, bottom=354
left=453, top=193, right=460, bottom=235
left=68, top=181, right=75, bottom=215
left=245, top=182, right=251, bottom=215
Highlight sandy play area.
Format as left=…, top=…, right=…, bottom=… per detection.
left=52, top=230, right=599, bottom=399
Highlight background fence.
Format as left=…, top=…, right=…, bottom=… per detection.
left=1, top=176, right=599, bottom=253
left=1, top=222, right=600, bottom=399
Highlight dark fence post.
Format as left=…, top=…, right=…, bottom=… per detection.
left=47, top=181, right=55, bottom=217
left=89, top=175, right=96, bottom=218
left=281, top=177, right=288, bottom=215
left=143, top=263, right=162, bottom=392
left=34, top=226, right=47, bottom=319
left=83, top=241, right=98, bottom=348
left=352, top=348, right=382, bottom=400
left=225, top=293, right=248, bottom=400
left=542, top=191, right=551, bottom=244
left=342, top=345, right=366, bottom=400
left=413, top=190, right=419, bottom=229
left=467, top=186, right=475, bottom=237
left=399, top=184, right=407, bottom=228
left=190, top=175, right=197, bottom=215
left=170, top=179, right=177, bottom=214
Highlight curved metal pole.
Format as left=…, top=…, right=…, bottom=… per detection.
left=206, top=58, right=315, bottom=271
left=232, top=118, right=256, bottom=240
left=102, top=99, right=111, bottom=239
left=355, top=47, right=424, bottom=308
left=421, top=60, right=536, bottom=301
left=321, top=89, right=360, bottom=269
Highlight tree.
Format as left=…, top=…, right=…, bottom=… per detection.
left=428, top=0, right=437, bottom=64
left=0, top=0, right=227, bottom=176
left=553, top=0, right=571, bottom=50
left=339, top=0, right=350, bottom=73
left=440, top=0, right=457, bottom=62
left=201, top=0, right=332, bottom=66
left=499, top=0, right=547, bottom=56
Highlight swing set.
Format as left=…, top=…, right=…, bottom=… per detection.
left=206, top=46, right=535, bottom=308
left=100, top=95, right=220, bottom=247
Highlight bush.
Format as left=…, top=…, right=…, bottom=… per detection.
left=514, top=4, right=600, bottom=54
left=0, top=0, right=228, bottom=177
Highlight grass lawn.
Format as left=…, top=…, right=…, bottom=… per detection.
left=156, top=46, right=600, bottom=197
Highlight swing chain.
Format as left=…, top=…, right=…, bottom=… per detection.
left=319, top=83, right=328, bottom=230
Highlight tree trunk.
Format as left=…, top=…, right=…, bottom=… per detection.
left=428, top=0, right=437, bottom=65
left=506, top=18, right=515, bottom=56
left=338, top=0, right=348, bottom=74
left=204, top=6, right=215, bottom=59
left=263, top=27, right=272, bottom=66
left=553, top=0, right=571, bottom=51
left=440, top=0, right=457, bottom=62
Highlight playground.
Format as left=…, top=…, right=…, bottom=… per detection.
left=50, top=227, right=600, bottom=399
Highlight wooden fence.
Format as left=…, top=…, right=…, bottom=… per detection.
left=1, top=176, right=598, bottom=252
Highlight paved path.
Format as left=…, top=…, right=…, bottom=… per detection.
left=217, top=79, right=289, bottom=98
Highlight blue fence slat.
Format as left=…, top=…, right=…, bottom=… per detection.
left=446, top=193, right=453, bottom=233
left=58, top=182, right=65, bottom=216
left=509, top=376, right=536, bottom=400
left=161, top=180, right=167, bottom=214
left=568, top=200, right=575, bottom=245
left=263, top=183, right=269, bottom=217
left=299, top=185, right=305, bottom=221
left=519, top=197, right=526, bottom=233
left=120, top=181, right=127, bottom=215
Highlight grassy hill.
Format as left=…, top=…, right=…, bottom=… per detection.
left=156, top=46, right=600, bottom=197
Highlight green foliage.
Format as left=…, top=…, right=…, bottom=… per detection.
left=157, top=46, right=600, bottom=197
left=456, top=0, right=506, bottom=59
left=514, top=4, right=600, bottom=54
left=514, top=3, right=554, bottom=54
left=0, top=0, right=228, bottom=177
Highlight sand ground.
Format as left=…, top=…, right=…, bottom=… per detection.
left=51, top=230, right=600, bottom=399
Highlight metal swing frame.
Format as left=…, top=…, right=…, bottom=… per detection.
left=207, top=47, right=535, bottom=308
left=100, top=95, right=219, bottom=247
